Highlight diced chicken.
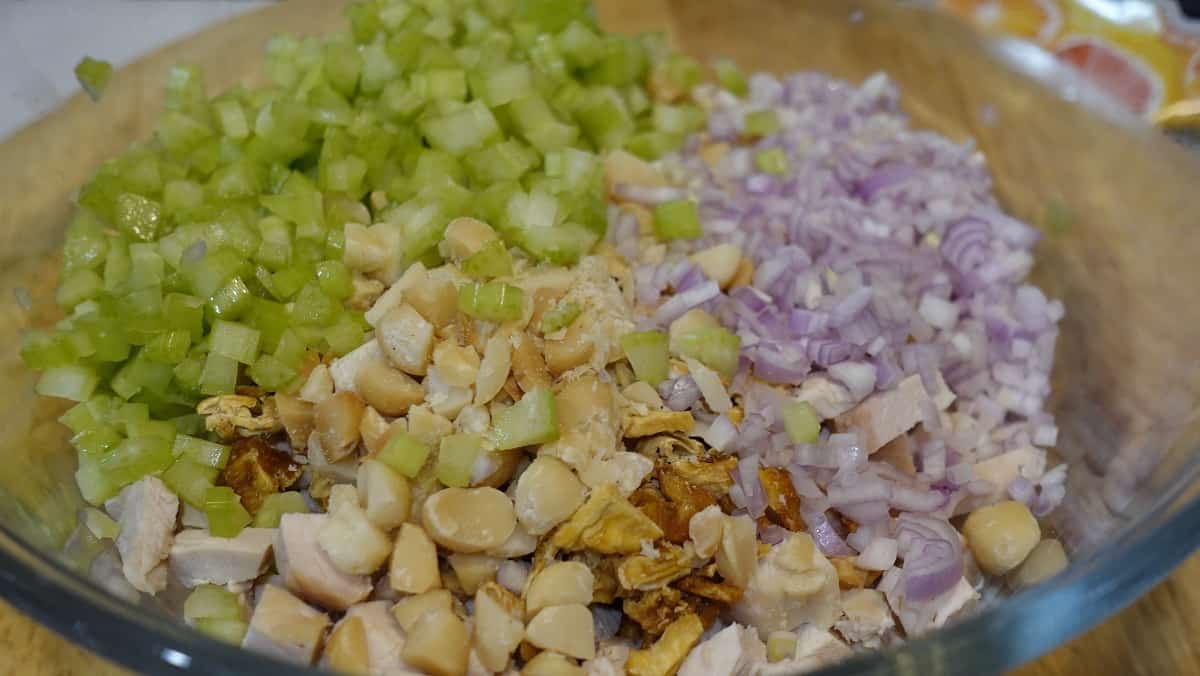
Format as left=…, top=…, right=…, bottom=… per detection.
left=275, top=512, right=372, bottom=611
left=834, top=589, right=894, bottom=648
left=338, top=601, right=423, bottom=675
left=730, top=534, right=841, bottom=638
left=753, top=625, right=851, bottom=675
left=960, top=445, right=1047, bottom=513
left=873, top=434, right=916, bottom=475
left=834, top=373, right=955, bottom=453
left=114, top=476, right=178, bottom=594
left=794, top=376, right=855, bottom=420
left=170, top=528, right=275, bottom=588
left=677, top=624, right=765, bottom=676
left=242, top=585, right=330, bottom=665
left=884, top=575, right=979, bottom=636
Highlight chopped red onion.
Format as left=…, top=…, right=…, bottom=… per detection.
left=837, top=500, right=890, bottom=524
left=592, top=605, right=623, bottom=643
left=659, top=376, right=701, bottom=411
left=735, top=455, right=767, bottom=518
left=652, top=279, right=721, bottom=325
left=701, top=414, right=738, bottom=453
left=799, top=505, right=856, bottom=557
left=759, top=523, right=789, bottom=545
left=945, top=463, right=974, bottom=486
left=786, top=464, right=825, bottom=499
left=828, top=361, right=876, bottom=400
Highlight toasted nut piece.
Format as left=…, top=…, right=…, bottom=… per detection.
left=392, top=589, right=453, bottom=632
left=657, top=469, right=717, bottom=528
left=319, top=486, right=392, bottom=575
left=716, top=515, right=757, bottom=588
left=676, top=574, right=744, bottom=604
left=618, top=544, right=701, bottom=592
left=344, top=222, right=388, bottom=273
left=689, top=244, right=742, bottom=290
left=356, top=366, right=425, bottom=417
left=1010, top=538, right=1068, bottom=589
left=511, top=331, right=552, bottom=393
left=220, top=437, right=302, bottom=514
left=444, top=217, right=499, bottom=262
left=406, top=277, right=459, bottom=329
left=357, top=459, right=411, bottom=530
left=758, top=467, right=806, bottom=531
left=699, top=142, right=729, bottom=169
left=670, top=457, right=737, bottom=499
left=964, top=500, right=1041, bottom=575
left=729, top=257, right=754, bottom=289
left=474, top=583, right=525, bottom=672
left=525, top=604, right=596, bottom=660
left=631, top=485, right=689, bottom=544
left=515, top=456, right=587, bottom=536
left=472, top=449, right=522, bottom=489
left=448, top=553, right=501, bottom=595
left=422, top=487, right=517, bottom=553
left=480, top=580, right=525, bottom=617
left=243, top=585, right=330, bottom=665
left=348, top=274, right=385, bottom=311
left=526, top=562, right=594, bottom=619
left=475, top=329, right=513, bottom=405
left=621, top=382, right=664, bottom=409
left=366, top=262, right=427, bottom=326
left=667, top=309, right=720, bottom=353
left=625, top=411, right=695, bottom=438
left=486, top=522, right=539, bottom=558
left=626, top=613, right=703, bottom=676
left=299, top=365, right=334, bottom=403
left=829, top=556, right=878, bottom=590
left=402, top=608, right=469, bottom=676
left=544, top=319, right=593, bottom=376
left=275, top=393, right=315, bottom=451
left=433, top=341, right=482, bottom=388
left=552, top=483, right=664, bottom=555
left=314, top=391, right=365, bottom=462
left=622, top=587, right=691, bottom=637
left=389, top=523, right=441, bottom=594
left=688, top=505, right=725, bottom=558
left=198, top=394, right=281, bottom=440
left=407, top=404, right=453, bottom=447
left=522, top=651, right=585, bottom=676
left=605, top=149, right=668, bottom=196
left=377, top=304, right=435, bottom=376
left=423, top=366, right=473, bottom=419
left=325, top=614, right=370, bottom=675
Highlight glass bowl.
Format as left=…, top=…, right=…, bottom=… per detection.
left=0, top=1, right=1198, bottom=674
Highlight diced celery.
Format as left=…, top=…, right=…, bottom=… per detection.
left=128, top=243, right=165, bottom=290
left=115, top=193, right=163, bottom=242
left=651, top=53, right=703, bottom=98
left=72, top=426, right=123, bottom=457
left=620, top=330, right=669, bottom=386
left=464, top=140, right=537, bottom=184
left=420, top=100, right=501, bottom=155
left=248, top=353, right=297, bottom=390
left=260, top=172, right=324, bottom=234
left=60, top=400, right=100, bottom=435
left=181, top=248, right=244, bottom=298
left=458, top=282, right=524, bottom=322
left=323, top=314, right=366, bottom=357
left=270, top=263, right=313, bottom=300
left=144, top=329, right=192, bottom=364
left=76, top=457, right=120, bottom=506
left=199, top=352, right=238, bottom=395
left=74, top=56, right=113, bottom=101
left=766, top=631, right=798, bottom=663
left=210, top=320, right=261, bottom=365
left=376, top=431, right=432, bottom=478
left=436, top=433, right=483, bottom=488
left=173, top=435, right=230, bottom=469
left=273, top=329, right=308, bottom=369
left=83, top=507, right=120, bottom=540
left=558, top=21, right=604, bottom=67
left=461, top=240, right=514, bottom=279
left=36, top=365, right=100, bottom=402
left=253, top=491, right=310, bottom=528
left=204, top=486, right=251, bottom=538
left=585, top=36, right=646, bottom=87
left=324, top=40, right=363, bottom=96
left=127, top=419, right=177, bottom=443
left=315, top=260, right=353, bottom=300
left=184, top=584, right=242, bottom=622
left=514, top=221, right=598, bottom=264
left=208, top=276, right=253, bottom=319
left=114, top=402, right=150, bottom=430
left=652, top=103, right=705, bottom=136
left=782, top=401, right=820, bottom=444
left=21, top=331, right=78, bottom=370
left=56, top=269, right=104, bottom=309
left=491, top=386, right=559, bottom=450
left=99, top=435, right=174, bottom=488
left=713, top=58, right=749, bottom=97
left=164, top=293, right=206, bottom=340
left=163, top=458, right=219, bottom=508
left=674, top=327, right=742, bottom=377
left=744, top=109, right=780, bottom=137
left=157, top=111, right=213, bottom=154
left=652, top=199, right=701, bottom=241
left=538, top=301, right=580, bottom=334
left=754, top=148, right=790, bottom=176
left=474, top=63, right=533, bottom=106
left=289, top=282, right=340, bottom=326
left=574, top=87, right=634, bottom=150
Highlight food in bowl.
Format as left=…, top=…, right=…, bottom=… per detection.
left=25, top=0, right=1069, bottom=673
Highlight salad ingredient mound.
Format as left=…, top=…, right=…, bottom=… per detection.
left=29, top=0, right=1070, bottom=674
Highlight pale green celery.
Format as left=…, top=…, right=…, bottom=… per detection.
left=184, top=584, right=242, bottom=625
left=210, top=320, right=261, bottom=365
left=208, top=276, right=253, bottom=319
left=464, top=139, right=537, bottom=184
left=674, top=327, right=741, bottom=377
left=514, top=221, right=597, bottom=265
left=436, top=433, right=483, bottom=488
left=74, top=56, right=113, bottom=101
left=163, top=293, right=206, bottom=340
left=260, top=171, right=324, bottom=234
left=114, top=193, right=163, bottom=242
left=766, top=632, right=798, bottom=663
left=574, top=87, right=634, bottom=150
left=195, top=618, right=249, bottom=644
left=273, top=329, right=307, bottom=369
left=199, top=352, right=238, bottom=395
left=475, top=63, right=534, bottom=106
left=491, top=386, right=559, bottom=450
left=156, top=111, right=213, bottom=154
left=506, top=188, right=558, bottom=229
left=323, top=314, right=366, bottom=356
left=56, top=270, right=104, bottom=309
left=213, top=99, right=250, bottom=139
left=323, top=40, right=363, bottom=96
left=557, top=20, right=603, bottom=67
left=461, top=240, right=513, bottom=279
left=163, top=458, right=219, bottom=508
left=126, top=419, right=176, bottom=442
left=754, top=148, right=789, bottom=176
left=421, top=100, right=501, bottom=155
left=248, top=353, right=297, bottom=390
left=376, top=431, right=432, bottom=478
left=36, top=365, right=99, bottom=402
left=290, top=282, right=340, bottom=326
left=128, top=243, right=165, bottom=289
left=83, top=507, right=120, bottom=540
left=652, top=199, right=701, bottom=240
left=316, top=260, right=354, bottom=300
left=253, top=491, right=309, bottom=528
left=543, top=147, right=598, bottom=192
left=744, top=109, right=780, bottom=137
left=72, top=426, right=122, bottom=457
left=173, top=435, right=230, bottom=469
left=100, top=436, right=174, bottom=488
left=713, top=58, right=749, bottom=97
left=458, top=282, right=524, bottom=322
left=75, top=457, right=120, bottom=506
left=651, top=53, right=703, bottom=97
left=782, top=401, right=820, bottom=444
left=620, top=330, right=669, bottom=386
left=652, top=103, right=704, bottom=136
left=205, top=486, right=251, bottom=538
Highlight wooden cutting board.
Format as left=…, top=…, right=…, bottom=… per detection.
left=1, top=0, right=1197, bottom=675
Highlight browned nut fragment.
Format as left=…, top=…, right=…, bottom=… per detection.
left=829, top=556, right=878, bottom=590
left=625, top=613, right=704, bottom=676
left=389, top=523, right=441, bottom=594
left=319, top=486, right=392, bottom=575
left=729, top=257, right=755, bottom=289
left=474, top=582, right=525, bottom=672
left=624, top=411, right=695, bottom=438
left=544, top=319, right=593, bottom=375
left=242, top=585, right=330, bottom=666
left=522, top=651, right=585, bottom=676
left=604, top=149, right=668, bottom=198
left=401, top=608, right=469, bottom=676
left=525, top=604, right=596, bottom=660
left=220, top=437, right=302, bottom=514
left=551, top=483, right=664, bottom=555
left=405, top=276, right=459, bottom=329
left=676, top=574, right=744, bottom=604
left=421, top=487, right=517, bottom=553
left=512, top=331, right=552, bottom=393
left=348, top=275, right=385, bottom=311
left=274, top=393, right=314, bottom=451
left=392, top=589, right=452, bottom=632
left=433, top=340, right=482, bottom=388
left=356, top=366, right=425, bottom=417
left=314, top=391, right=365, bottom=462
left=688, top=505, right=724, bottom=559
left=325, top=615, right=370, bottom=675
left=475, top=329, right=513, bottom=405
left=757, top=467, right=806, bottom=532
left=473, top=449, right=522, bottom=489
left=1010, top=538, right=1068, bottom=588
left=631, top=485, right=689, bottom=544
left=658, top=469, right=717, bottom=528
left=618, top=544, right=701, bottom=592
left=198, top=394, right=281, bottom=440
left=670, top=456, right=737, bottom=499
left=699, top=142, right=730, bottom=169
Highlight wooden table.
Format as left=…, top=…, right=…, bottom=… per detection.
left=3, top=553, right=1197, bottom=675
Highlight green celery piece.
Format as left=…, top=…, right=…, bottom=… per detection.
left=420, top=100, right=502, bottom=155
left=76, top=457, right=120, bottom=506
left=253, top=491, right=309, bottom=528
left=289, top=282, right=340, bottom=326
left=624, top=131, right=683, bottom=161
left=650, top=53, right=703, bottom=97
left=782, top=401, right=820, bottom=444
left=377, top=431, right=431, bottom=478
left=515, top=0, right=588, bottom=32
left=126, top=418, right=177, bottom=443
left=36, top=365, right=100, bottom=402
left=74, top=56, right=113, bottom=101
left=744, top=109, right=780, bottom=137
left=558, top=21, right=604, bottom=67
left=491, top=386, right=559, bottom=450
left=458, top=282, right=524, bottom=322
left=475, top=63, right=534, bottom=107
left=144, top=330, right=192, bottom=364
left=713, top=58, right=749, bottom=97
left=249, top=353, right=298, bottom=390
left=754, top=148, right=790, bottom=176
left=72, top=426, right=123, bottom=457
left=652, top=199, right=702, bottom=240
left=652, top=103, right=705, bottom=136
left=99, top=435, right=174, bottom=488
left=574, top=87, right=634, bottom=150
left=21, top=331, right=79, bottom=370
left=674, top=327, right=741, bottom=377
left=315, top=260, right=353, bottom=300
left=56, top=269, right=104, bottom=309
left=208, top=276, right=253, bottom=319
left=156, top=110, right=213, bottom=154
left=199, top=352, right=238, bottom=395
left=464, top=140, right=537, bottom=184
left=181, top=248, right=244, bottom=298
left=260, top=172, right=324, bottom=235
left=620, top=330, right=670, bottom=386
left=173, top=435, right=230, bottom=469
left=461, top=240, right=514, bottom=279
left=163, top=293, right=205, bottom=340
left=210, top=320, right=261, bottom=364
left=323, top=40, right=363, bottom=96
left=273, top=329, right=308, bottom=369
left=515, top=221, right=598, bottom=265
left=213, top=99, right=250, bottom=139
left=115, top=193, right=164, bottom=242
left=204, top=486, right=251, bottom=537
left=162, top=180, right=205, bottom=221
left=585, top=36, right=646, bottom=87
left=184, top=584, right=242, bottom=621
left=83, top=507, right=120, bottom=540
left=128, top=243, right=165, bottom=290
left=59, top=400, right=100, bottom=435
left=163, top=458, right=219, bottom=508
left=436, top=433, right=483, bottom=488
left=322, top=314, right=366, bottom=357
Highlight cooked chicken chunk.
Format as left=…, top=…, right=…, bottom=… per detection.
left=242, top=585, right=330, bottom=665
left=275, top=513, right=372, bottom=611
left=730, top=533, right=841, bottom=638
left=677, top=624, right=765, bottom=676
left=113, top=476, right=178, bottom=594
left=170, top=527, right=275, bottom=588
left=834, top=373, right=954, bottom=453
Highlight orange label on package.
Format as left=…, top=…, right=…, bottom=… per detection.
left=939, top=0, right=1200, bottom=119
